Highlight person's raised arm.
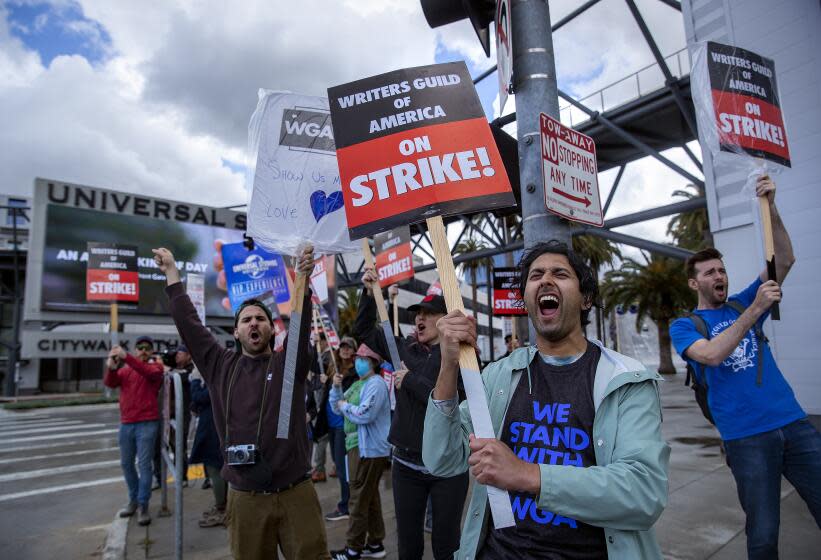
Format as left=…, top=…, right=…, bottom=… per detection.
left=103, top=347, right=122, bottom=388
left=432, top=311, right=477, bottom=401
left=353, top=266, right=391, bottom=361
left=291, top=245, right=316, bottom=383
left=153, top=247, right=226, bottom=383
left=684, top=280, right=781, bottom=366
left=757, top=175, right=795, bottom=283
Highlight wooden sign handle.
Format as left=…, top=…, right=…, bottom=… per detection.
left=426, top=215, right=515, bottom=530
left=511, top=316, right=519, bottom=347
left=110, top=302, right=119, bottom=346
left=361, top=239, right=391, bottom=323
left=313, top=305, right=339, bottom=374
left=393, top=297, right=400, bottom=337
left=758, top=197, right=780, bottom=320
left=426, top=216, right=480, bottom=370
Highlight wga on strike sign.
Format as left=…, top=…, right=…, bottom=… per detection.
left=328, top=61, right=515, bottom=239
left=706, top=41, right=790, bottom=167
left=493, top=267, right=526, bottom=316
left=540, top=114, right=603, bottom=227
left=374, top=227, right=414, bottom=287
left=86, top=243, right=139, bottom=302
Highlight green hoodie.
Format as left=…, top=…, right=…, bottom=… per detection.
left=343, top=378, right=365, bottom=452
left=422, top=342, right=670, bottom=560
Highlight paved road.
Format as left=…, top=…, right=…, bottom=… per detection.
left=0, top=403, right=125, bottom=560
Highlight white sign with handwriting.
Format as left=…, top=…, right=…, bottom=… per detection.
left=247, top=91, right=358, bottom=256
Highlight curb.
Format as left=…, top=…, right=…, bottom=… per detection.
left=102, top=514, right=129, bottom=560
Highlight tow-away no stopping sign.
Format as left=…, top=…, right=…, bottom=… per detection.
left=540, top=113, right=603, bottom=226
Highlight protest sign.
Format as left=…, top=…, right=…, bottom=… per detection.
left=310, top=257, right=329, bottom=304
left=361, top=239, right=403, bottom=373
left=86, top=242, right=139, bottom=346
left=246, top=91, right=358, bottom=256
left=220, top=242, right=290, bottom=314
left=374, top=226, right=414, bottom=288
left=492, top=267, right=527, bottom=316
left=329, top=61, right=516, bottom=529
left=328, top=61, right=515, bottom=240
left=245, top=92, right=357, bottom=436
left=540, top=114, right=602, bottom=226
left=691, top=41, right=790, bottom=318
left=86, top=243, right=139, bottom=303
left=426, top=280, right=443, bottom=296
left=692, top=41, right=790, bottom=167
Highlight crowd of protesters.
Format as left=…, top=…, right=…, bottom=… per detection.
left=102, top=178, right=818, bottom=560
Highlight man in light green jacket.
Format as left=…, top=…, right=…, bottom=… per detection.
left=422, top=241, right=670, bottom=559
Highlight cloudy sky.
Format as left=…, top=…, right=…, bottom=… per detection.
left=0, top=0, right=702, bottom=260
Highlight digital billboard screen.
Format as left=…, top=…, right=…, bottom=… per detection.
left=26, top=179, right=248, bottom=323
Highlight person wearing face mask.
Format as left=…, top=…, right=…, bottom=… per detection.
left=354, top=270, right=469, bottom=560
left=307, top=336, right=359, bottom=521
left=328, top=344, right=391, bottom=560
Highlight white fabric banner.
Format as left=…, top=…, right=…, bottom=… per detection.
left=246, top=90, right=358, bottom=256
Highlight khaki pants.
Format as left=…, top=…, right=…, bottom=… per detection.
left=346, top=448, right=388, bottom=551
left=226, top=479, right=329, bottom=560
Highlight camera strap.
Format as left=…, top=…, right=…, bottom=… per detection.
left=224, top=354, right=275, bottom=448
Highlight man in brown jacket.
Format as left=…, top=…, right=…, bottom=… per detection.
left=153, top=245, right=329, bottom=560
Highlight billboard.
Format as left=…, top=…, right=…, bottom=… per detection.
left=25, top=179, right=247, bottom=325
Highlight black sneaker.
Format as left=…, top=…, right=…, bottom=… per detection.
left=324, top=509, right=350, bottom=522
left=201, top=477, right=212, bottom=490
left=118, top=502, right=138, bottom=517
left=362, top=543, right=386, bottom=558
left=137, top=504, right=151, bottom=526
left=330, top=548, right=361, bottom=560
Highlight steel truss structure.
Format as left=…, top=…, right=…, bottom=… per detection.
left=334, top=0, right=703, bottom=290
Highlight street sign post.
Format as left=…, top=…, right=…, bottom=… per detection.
left=495, top=0, right=513, bottom=115
left=540, top=113, right=603, bottom=227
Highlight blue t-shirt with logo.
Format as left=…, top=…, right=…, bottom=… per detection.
left=670, top=277, right=805, bottom=441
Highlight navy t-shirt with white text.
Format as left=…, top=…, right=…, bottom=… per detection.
left=670, top=277, right=805, bottom=441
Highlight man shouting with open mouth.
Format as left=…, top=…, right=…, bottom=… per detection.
left=423, top=240, right=670, bottom=560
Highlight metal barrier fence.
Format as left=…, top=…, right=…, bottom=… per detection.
left=559, top=47, right=691, bottom=127
left=159, top=371, right=184, bottom=560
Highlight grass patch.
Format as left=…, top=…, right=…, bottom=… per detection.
left=2, top=395, right=119, bottom=410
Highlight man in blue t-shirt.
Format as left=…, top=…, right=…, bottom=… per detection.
left=670, top=175, right=821, bottom=559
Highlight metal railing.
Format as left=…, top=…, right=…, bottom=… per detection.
left=559, top=47, right=690, bottom=127
left=159, top=371, right=184, bottom=560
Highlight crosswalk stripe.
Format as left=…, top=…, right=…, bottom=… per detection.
left=0, top=423, right=108, bottom=437
left=0, top=446, right=119, bottom=465
left=0, top=477, right=123, bottom=503
left=0, top=414, right=54, bottom=424
left=0, top=460, right=121, bottom=482
left=0, top=420, right=80, bottom=431
left=0, top=439, right=119, bottom=454
left=0, top=429, right=118, bottom=445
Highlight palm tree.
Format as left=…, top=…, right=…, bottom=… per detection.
left=454, top=234, right=489, bottom=316
left=601, top=255, right=695, bottom=374
left=571, top=233, right=621, bottom=340
left=337, top=287, right=361, bottom=337
left=667, top=183, right=712, bottom=250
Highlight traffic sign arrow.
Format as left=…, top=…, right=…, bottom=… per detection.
left=552, top=187, right=591, bottom=207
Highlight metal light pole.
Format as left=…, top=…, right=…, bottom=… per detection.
left=511, top=0, right=571, bottom=342
left=512, top=0, right=570, bottom=249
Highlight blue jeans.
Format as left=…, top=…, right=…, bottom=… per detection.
left=119, top=421, right=160, bottom=506
left=724, top=418, right=821, bottom=560
left=329, top=426, right=349, bottom=513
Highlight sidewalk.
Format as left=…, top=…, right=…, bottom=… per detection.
left=121, top=376, right=820, bottom=559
